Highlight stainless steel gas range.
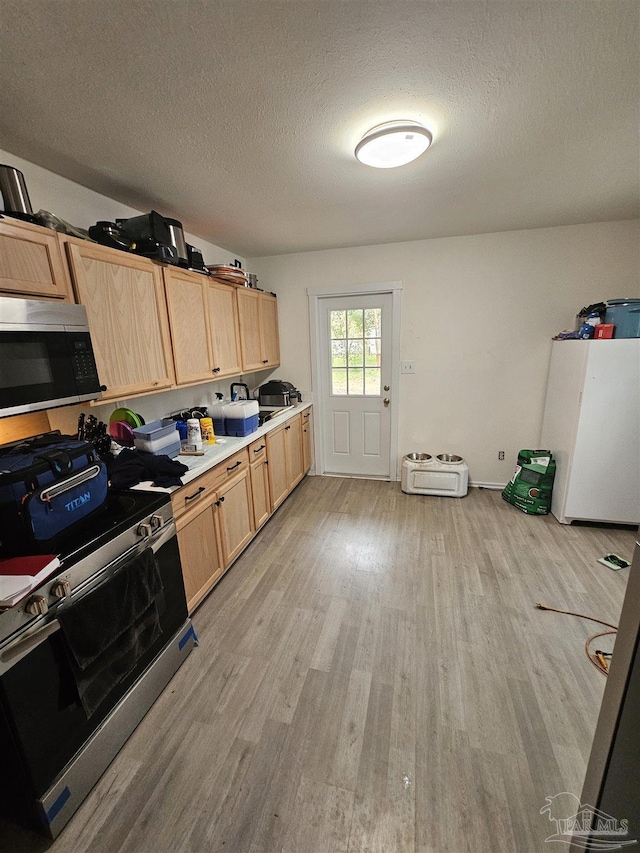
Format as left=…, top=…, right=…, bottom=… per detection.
left=0, top=489, right=197, bottom=838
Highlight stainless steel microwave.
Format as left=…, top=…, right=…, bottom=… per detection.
left=0, top=297, right=103, bottom=418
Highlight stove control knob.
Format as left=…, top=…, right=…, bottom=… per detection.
left=51, top=579, right=71, bottom=599
left=149, top=514, right=163, bottom=531
left=137, top=522, right=152, bottom=538
left=25, top=595, right=48, bottom=616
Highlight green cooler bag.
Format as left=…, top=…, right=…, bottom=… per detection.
left=502, top=449, right=556, bottom=515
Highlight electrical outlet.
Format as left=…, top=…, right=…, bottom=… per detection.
left=498, top=451, right=505, bottom=460
left=401, top=361, right=415, bottom=374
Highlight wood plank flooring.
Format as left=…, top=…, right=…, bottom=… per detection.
left=2, top=478, right=637, bottom=853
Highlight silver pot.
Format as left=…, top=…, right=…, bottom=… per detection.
left=165, top=218, right=188, bottom=265
left=0, top=165, right=33, bottom=218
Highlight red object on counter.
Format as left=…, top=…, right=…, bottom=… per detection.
left=595, top=324, right=615, bottom=339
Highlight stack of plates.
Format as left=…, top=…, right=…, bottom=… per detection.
left=205, top=265, right=248, bottom=286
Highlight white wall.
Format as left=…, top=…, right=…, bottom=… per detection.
left=0, top=148, right=240, bottom=267
left=249, top=220, right=640, bottom=485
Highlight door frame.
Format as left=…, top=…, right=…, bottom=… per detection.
left=308, top=281, right=402, bottom=480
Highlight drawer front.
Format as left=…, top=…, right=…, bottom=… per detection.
left=171, top=448, right=249, bottom=518
left=210, top=448, right=249, bottom=486
left=171, top=468, right=220, bottom=519
left=248, top=437, right=267, bottom=462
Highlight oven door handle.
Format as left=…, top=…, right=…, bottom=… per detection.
left=150, top=519, right=176, bottom=554
left=0, top=522, right=176, bottom=672
left=1, top=619, right=61, bottom=668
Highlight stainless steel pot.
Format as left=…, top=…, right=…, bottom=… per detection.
left=165, top=218, right=188, bottom=265
left=0, top=165, right=34, bottom=219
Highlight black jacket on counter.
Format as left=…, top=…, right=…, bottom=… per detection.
left=108, top=449, right=188, bottom=489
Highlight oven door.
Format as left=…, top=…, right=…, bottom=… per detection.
left=0, top=527, right=188, bottom=816
left=0, top=330, right=101, bottom=417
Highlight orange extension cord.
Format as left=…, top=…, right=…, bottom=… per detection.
left=536, top=603, right=618, bottom=676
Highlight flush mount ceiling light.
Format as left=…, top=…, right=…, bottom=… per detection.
left=355, top=120, right=432, bottom=168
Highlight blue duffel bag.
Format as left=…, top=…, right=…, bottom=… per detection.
left=0, top=433, right=108, bottom=556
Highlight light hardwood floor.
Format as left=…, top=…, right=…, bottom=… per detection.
left=2, top=478, right=637, bottom=853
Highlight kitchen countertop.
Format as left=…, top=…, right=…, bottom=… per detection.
left=132, top=402, right=312, bottom=494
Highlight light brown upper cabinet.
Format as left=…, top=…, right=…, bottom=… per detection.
left=260, top=292, right=280, bottom=367
left=206, top=280, right=242, bottom=378
left=0, top=219, right=73, bottom=300
left=236, top=289, right=280, bottom=372
left=65, top=241, right=175, bottom=401
left=164, top=268, right=213, bottom=385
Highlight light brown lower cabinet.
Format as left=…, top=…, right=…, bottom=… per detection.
left=265, top=423, right=289, bottom=511
left=286, top=415, right=304, bottom=489
left=265, top=413, right=304, bottom=511
left=175, top=495, right=224, bottom=613
left=302, top=409, right=313, bottom=473
left=216, top=468, right=255, bottom=566
left=174, top=410, right=311, bottom=614
left=249, top=438, right=270, bottom=530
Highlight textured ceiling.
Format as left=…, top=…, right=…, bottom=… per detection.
left=0, top=1, right=638, bottom=257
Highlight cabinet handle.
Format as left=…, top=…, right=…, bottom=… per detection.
left=215, top=496, right=226, bottom=507
left=226, top=461, right=241, bottom=472
left=185, top=486, right=206, bottom=502
left=212, top=367, right=221, bottom=373
left=219, top=495, right=225, bottom=503
left=215, top=499, right=220, bottom=507
left=253, top=444, right=266, bottom=453
left=285, top=425, right=290, bottom=431
left=264, top=460, right=268, bottom=465
left=262, top=359, right=268, bottom=364
left=100, top=384, right=108, bottom=392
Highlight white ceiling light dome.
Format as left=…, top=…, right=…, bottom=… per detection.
left=355, top=120, right=433, bottom=168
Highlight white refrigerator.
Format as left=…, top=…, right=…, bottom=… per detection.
left=540, top=339, right=640, bottom=525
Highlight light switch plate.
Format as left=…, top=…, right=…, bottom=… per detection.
left=401, top=361, right=415, bottom=374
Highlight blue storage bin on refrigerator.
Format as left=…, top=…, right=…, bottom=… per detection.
left=605, top=299, right=640, bottom=338
left=222, top=401, right=259, bottom=437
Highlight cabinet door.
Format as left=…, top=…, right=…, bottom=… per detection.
left=302, top=408, right=313, bottom=473
left=0, top=219, right=72, bottom=300
left=207, top=281, right=242, bottom=377
left=175, top=496, right=224, bottom=613
left=266, top=424, right=289, bottom=510
left=217, top=468, right=255, bottom=566
left=66, top=242, right=174, bottom=400
left=164, top=268, right=213, bottom=384
left=285, top=414, right=304, bottom=490
left=237, top=288, right=264, bottom=371
left=250, top=458, right=271, bottom=530
left=259, top=293, right=280, bottom=368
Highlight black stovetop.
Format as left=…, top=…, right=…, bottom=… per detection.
left=29, top=488, right=170, bottom=569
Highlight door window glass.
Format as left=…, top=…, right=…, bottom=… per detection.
left=330, top=309, right=381, bottom=395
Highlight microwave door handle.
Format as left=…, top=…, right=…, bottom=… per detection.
left=0, top=619, right=61, bottom=671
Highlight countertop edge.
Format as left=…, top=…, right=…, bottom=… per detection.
left=132, top=402, right=313, bottom=494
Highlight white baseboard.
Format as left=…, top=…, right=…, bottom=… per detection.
left=469, top=482, right=507, bottom=490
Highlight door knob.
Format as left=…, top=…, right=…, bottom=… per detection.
left=384, top=385, right=390, bottom=391
left=383, top=398, right=390, bottom=407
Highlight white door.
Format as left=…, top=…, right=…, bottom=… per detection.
left=319, top=292, right=393, bottom=477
